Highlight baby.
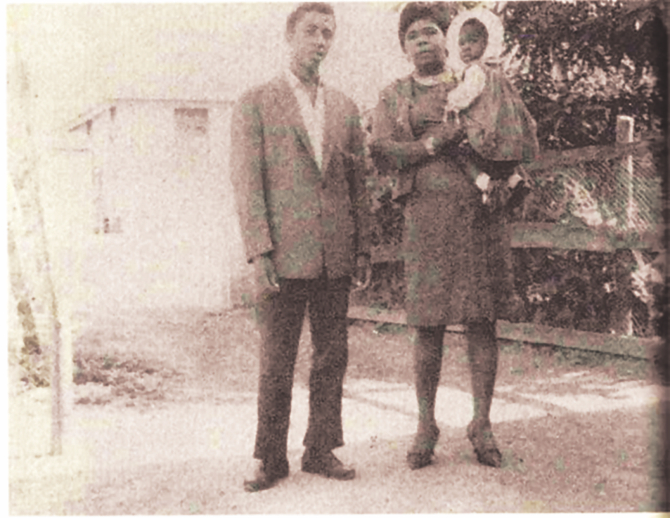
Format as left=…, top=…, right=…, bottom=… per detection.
left=444, top=14, right=538, bottom=204
left=444, top=18, right=489, bottom=124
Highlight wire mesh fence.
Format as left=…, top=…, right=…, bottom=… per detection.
left=520, top=138, right=665, bottom=243
left=359, top=128, right=666, bottom=340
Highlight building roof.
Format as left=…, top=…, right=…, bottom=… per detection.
left=66, top=97, right=235, bottom=133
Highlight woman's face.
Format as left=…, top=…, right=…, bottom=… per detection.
left=404, top=18, right=447, bottom=75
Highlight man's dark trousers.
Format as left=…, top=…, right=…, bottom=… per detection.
left=253, top=272, right=350, bottom=465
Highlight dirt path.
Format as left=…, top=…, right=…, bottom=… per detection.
left=8, top=309, right=663, bottom=514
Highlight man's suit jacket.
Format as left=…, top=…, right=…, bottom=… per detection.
left=231, top=76, right=372, bottom=279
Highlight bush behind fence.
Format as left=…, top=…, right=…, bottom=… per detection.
left=359, top=136, right=665, bottom=339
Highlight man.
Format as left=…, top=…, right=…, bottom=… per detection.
left=230, top=2, right=372, bottom=493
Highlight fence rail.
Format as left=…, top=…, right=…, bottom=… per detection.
left=524, top=137, right=664, bottom=172
left=371, top=221, right=656, bottom=263
left=347, top=306, right=662, bottom=360
left=363, top=119, right=665, bottom=354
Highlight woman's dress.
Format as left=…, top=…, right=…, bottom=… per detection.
left=371, top=75, right=512, bottom=327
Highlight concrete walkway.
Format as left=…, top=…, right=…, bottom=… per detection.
left=9, top=372, right=658, bottom=514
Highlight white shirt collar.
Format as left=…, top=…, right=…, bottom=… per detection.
left=285, top=69, right=323, bottom=95
left=285, top=70, right=326, bottom=170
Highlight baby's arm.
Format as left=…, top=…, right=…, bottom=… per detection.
left=445, top=64, right=486, bottom=114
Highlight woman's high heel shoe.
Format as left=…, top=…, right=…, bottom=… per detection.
left=407, top=424, right=440, bottom=470
left=467, top=420, right=502, bottom=468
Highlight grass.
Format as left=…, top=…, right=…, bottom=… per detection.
left=66, top=306, right=656, bottom=409
left=71, top=308, right=260, bottom=405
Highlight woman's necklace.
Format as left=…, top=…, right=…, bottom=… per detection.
left=412, top=68, right=457, bottom=87
left=412, top=72, right=442, bottom=86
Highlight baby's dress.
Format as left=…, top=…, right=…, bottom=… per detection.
left=447, top=61, right=539, bottom=171
left=445, top=63, right=487, bottom=118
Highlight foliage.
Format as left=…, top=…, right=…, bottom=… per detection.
left=73, top=350, right=182, bottom=405
left=14, top=297, right=50, bottom=388
left=500, top=0, right=667, bottom=149
left=513, top=248, right=653, bottom=335
left=367, top=191, right=405, bottom=249
left=354, top=247, right=663, bottom=338
left=350, top=259, right=405, bottom=310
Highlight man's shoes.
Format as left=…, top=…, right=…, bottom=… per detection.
left=467, top=420, right=502, bottom=468
left=301, top=449, right=356, bottom=480
left=243, top=459, right=289, bottom=492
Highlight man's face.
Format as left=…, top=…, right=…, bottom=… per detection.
left=287, top=11, right=336, bottom=71
left=459, top=24, right=487, bottom=64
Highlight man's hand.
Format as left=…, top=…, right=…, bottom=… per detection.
left=352, top=254, right=372, bottom=291
left=255, top=252, right=280, bottom=294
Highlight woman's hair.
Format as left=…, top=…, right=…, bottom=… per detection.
left=460, top=17, right=489, bottom=46
left=398, top=2, right=451, bottom=50
left=286, top=2, right=335, bottom=37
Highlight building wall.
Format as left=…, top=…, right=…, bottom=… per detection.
left=50, top=100, right=252, bottom=316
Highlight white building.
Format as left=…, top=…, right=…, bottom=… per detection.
left=11, top=3, right=413, bottom=325
left=52, top=98, right=253, bottom=316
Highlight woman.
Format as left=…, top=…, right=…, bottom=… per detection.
left=369, top=2, right=519, bottom=470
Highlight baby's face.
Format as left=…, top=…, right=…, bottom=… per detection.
left=458, top=24, right=487, bottom=64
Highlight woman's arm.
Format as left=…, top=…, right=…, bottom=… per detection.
left=369, top=136, right=429, bottom=172
left=368, top=91, right=427, bottom=171
left=369, top=89, right=463, bottom=172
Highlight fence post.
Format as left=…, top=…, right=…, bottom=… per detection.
left=611, top=115, right=634, bottom=336
left=609, top=249, right=634, bottom=336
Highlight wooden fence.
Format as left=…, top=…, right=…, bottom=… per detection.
left=349, top=117, right=665, bottom=360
